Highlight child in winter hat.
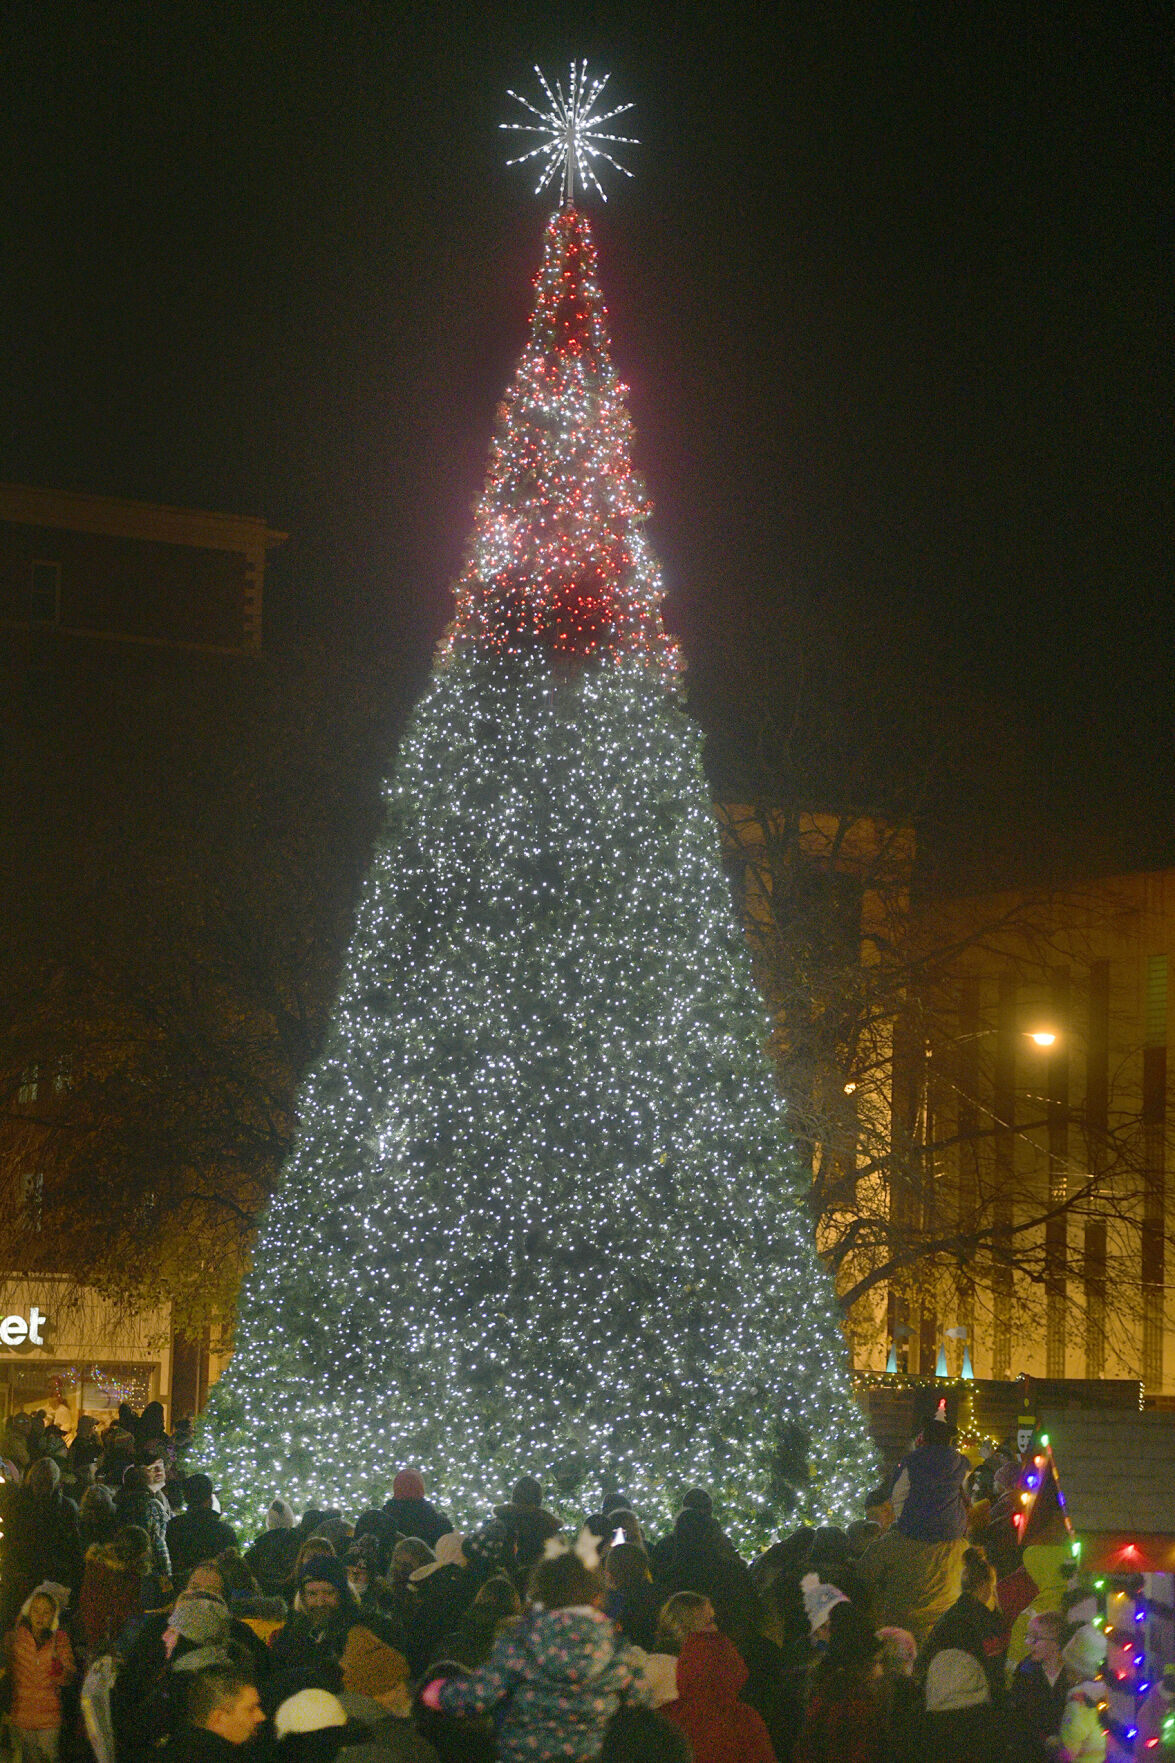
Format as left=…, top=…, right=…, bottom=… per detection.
left=1055, top=1623, right=1110, bottom=1763
left=5, top=1585, right=77, bottom=1751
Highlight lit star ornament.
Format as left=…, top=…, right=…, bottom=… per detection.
left=502, top=60, right=637, bottom=204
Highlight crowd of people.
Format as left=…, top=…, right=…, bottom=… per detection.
left=0, top=1403, right=1131, bottom=1762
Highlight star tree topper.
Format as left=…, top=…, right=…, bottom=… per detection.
left=502, top=60, right=637, bottom=204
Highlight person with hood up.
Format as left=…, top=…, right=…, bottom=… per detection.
left=5, top=1583, right=77, bottom=1760
left=494, top=1476, right=562, bottom=1577
left=2, top=1459, right=82, bottom=1625
left=245, top=1498, right=302, bottom=1598
left=1052, top=1623, right=1108, bottom=1763
left=383, top=1471, right=452, bottom=1550
left=269, top=1557, right=401, bottom=1680
left=660, top=1618, right=776, bottom=1763
left=421, top=1541, right=654, bottom=1761
left=917, top=1645, right=1004, bottom=1760
left=79, top=1522, right=165, bottom=1658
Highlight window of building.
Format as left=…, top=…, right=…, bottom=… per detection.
left=28, top=560, right=61, bottom=623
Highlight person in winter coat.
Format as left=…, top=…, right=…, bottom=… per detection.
left=77, top=1483, right=118, bottom=1555
left=269, top=1557, right=401, bottom=1681
left=494, top=1476, right=563, bottom=1577
left=918, top=1546, right=1007, bottom=1709
left=796, top=1598, right=889, bottom=1763
left=114, top=1463, right=172, bottom=1580
left=433, top=1571, right=521, bottom=1670
left=859, top=1420, right=970, bottom=1647
left=67, top=1416, right=103, bottom=1478
left=244, top=1498, right=303, bottom=1598
left=5, top=1584, right=78, bottom=1760
left=916, top=1646, right=1004, bottom=1761
left=661, top=1625, right=776, bottom=1763
left=2, top=1460, right=83, bottom=1627
left=166, top=1664, right=266, bottom=1761
left=1053, top=1623, right=1108, bottom=1763
left=653, top=1507, right=763, bottom=1654
left=422, top=1546, right=654, bottom=1762
left=1007, top=1609, right=1069, bottom=1760
left=383, top=1471, right=453, bottom=1550
left=405, top=1534, right=474, bottom=1677
left=167, top=1474, right=239, bottom=1587
left=79, top=1524, right=165, bottom=1658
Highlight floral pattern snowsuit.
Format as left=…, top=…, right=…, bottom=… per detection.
left=435, top=1604, right=653, bottom=1760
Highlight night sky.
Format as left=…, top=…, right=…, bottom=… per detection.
left=4, top=2, right=1170, bottom=888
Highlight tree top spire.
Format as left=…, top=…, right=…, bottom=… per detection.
left=502, top=61, right=638, bottom=205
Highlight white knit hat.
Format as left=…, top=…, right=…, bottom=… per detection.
left=409, top=1531, right=467, bottom=1581
left=924, top=1648, right=990, bottom=1713
left=273, top=1688, right=348, bottom=1739
left=1062, top=1623, right=1107, bottom=1684
left=801, top=1571, right=849, bottom=1633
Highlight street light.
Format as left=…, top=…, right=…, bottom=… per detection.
left=1028, top=1030, right=1058, bottom=1048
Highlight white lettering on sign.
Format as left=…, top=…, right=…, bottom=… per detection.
left=0, top=1309, right=46, bottom=1348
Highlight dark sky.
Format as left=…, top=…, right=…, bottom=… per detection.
left=3, top=1, right=1170, bottom=887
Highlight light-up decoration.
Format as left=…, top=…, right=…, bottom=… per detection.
left=193, top=138, right=878, bottom=1541
left=502, top=61, right=637, bottom=204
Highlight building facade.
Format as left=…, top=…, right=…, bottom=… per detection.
left=900, top=868, right=1175, bottom=1394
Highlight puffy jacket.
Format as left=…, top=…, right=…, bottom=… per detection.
left=436, top=1605, right=652, bottom=1761
left=7, top=1619, right=76, bottom=1731
left=662, top=1630, right=776, bottom=1763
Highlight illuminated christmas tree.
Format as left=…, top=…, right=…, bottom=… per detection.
left=200, top=67, right=876, bottom=1541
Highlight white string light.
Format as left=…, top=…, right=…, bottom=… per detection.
left=501, top=60, right=638, bottom=204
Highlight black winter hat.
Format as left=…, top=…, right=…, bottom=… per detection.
left=298, top=1555, right=350, bottom=1596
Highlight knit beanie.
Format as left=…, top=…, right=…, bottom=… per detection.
left=925, top=1648, right=990, bottom=1712
left=273, top=1689, right=348, bottom=1738
left=1062, top=1622, right=1108, bottom=1683
left=167, top=1595, right=230, bottom=1645
left=268, top=1498, right=296, bottom=1530
left=171, top=1643, right=233, bottom=1674
left=392, top=1469, right=425, bottom=1501
left=801, top=1572, right=849, bottom=1633
left=298, top=1555, right=350, bottom=1596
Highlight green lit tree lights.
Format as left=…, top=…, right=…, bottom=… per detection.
left=198, top=204, right=876, bottom=1543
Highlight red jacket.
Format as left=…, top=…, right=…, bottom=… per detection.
left=80, top=1545, right=147, bottom=1656
left=6, top=1621, right=76, bottom=1731
left=796, top=1685, right=888, bottom=1763
left=662, top=1630, right=776, bottom=1763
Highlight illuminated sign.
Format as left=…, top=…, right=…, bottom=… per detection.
left=0, top=1308, right=47, bottom=1348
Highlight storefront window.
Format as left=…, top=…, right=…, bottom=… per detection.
left=0, top=1362, right=157, bottom=1428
